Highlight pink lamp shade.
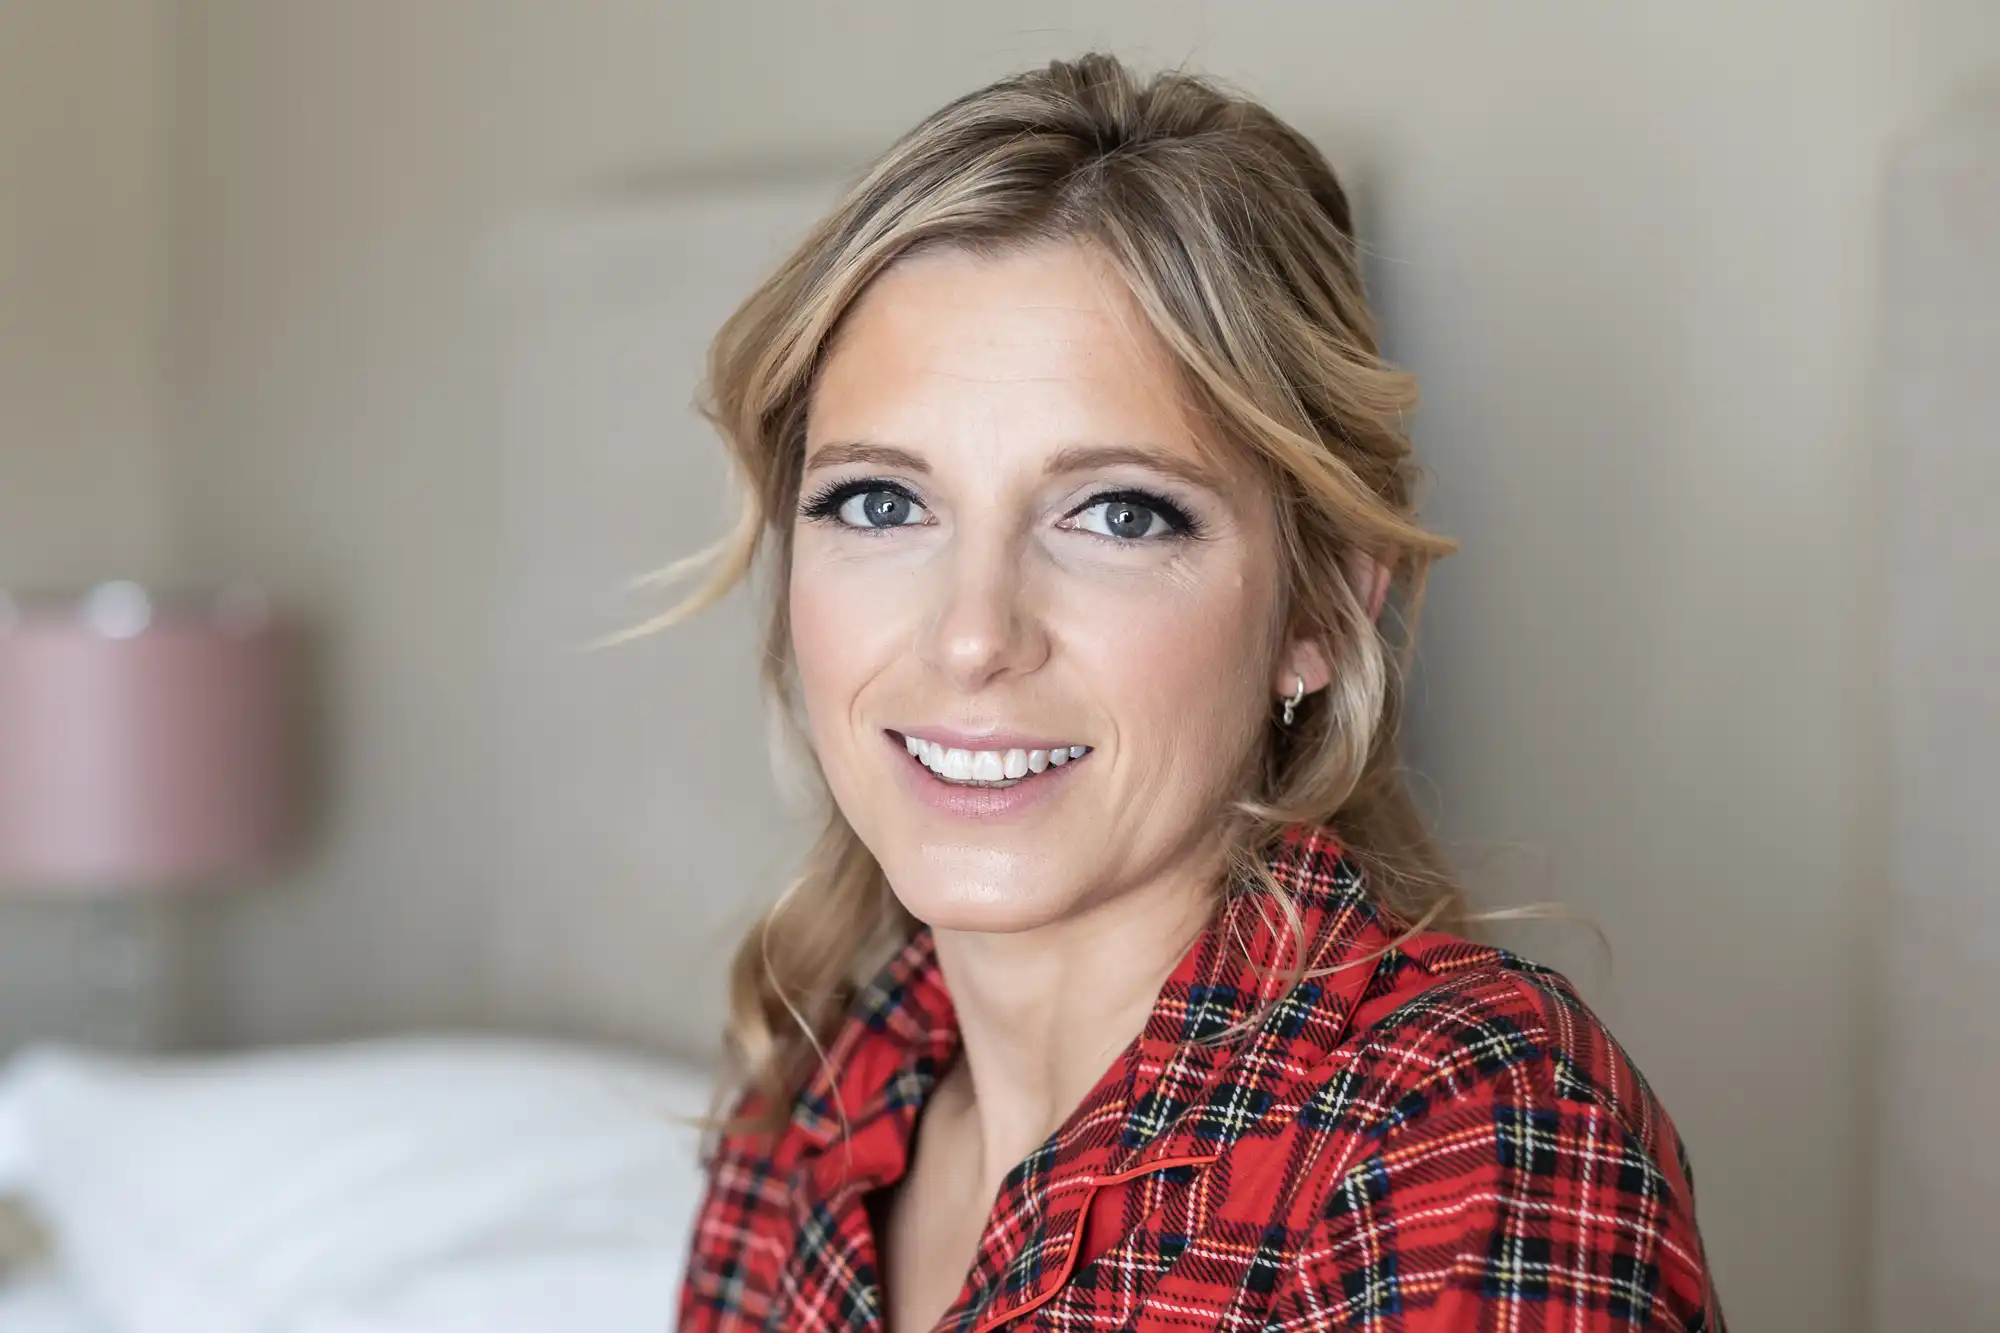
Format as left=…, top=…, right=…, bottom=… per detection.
left=0, top=583, right=299, bottom=895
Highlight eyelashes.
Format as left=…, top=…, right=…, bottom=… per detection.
left=797, top=476, right=1207, bottom=542
left=797, top=477, right=927, bottom=527
left=1075, top=488, right=1204, bottom=539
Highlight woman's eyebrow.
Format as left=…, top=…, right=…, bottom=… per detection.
left=802, top=440, right=1224, bottom=491
left=802, top=441, right=930, bottom=474
left=1044, top=443, right=1224, bottom=492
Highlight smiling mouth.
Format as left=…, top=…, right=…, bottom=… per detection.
left=892, top=731, right=1093, bottom=788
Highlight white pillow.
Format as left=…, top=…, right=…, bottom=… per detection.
left=0, top=1035, right=713, bottom=1333
left=0, top=1270, right=108, bottom=1333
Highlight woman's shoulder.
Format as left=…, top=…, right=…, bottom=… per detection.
left=1273, top=829, right=1675, bottom=1141
left=1272, top=927, right=1723, bottom=1325
left=1322, top=926, right=1690, bottom=1179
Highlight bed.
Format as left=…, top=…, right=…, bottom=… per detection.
left=0, top=1035, right=712, bottom=1333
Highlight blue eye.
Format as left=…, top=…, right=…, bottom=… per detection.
left=800, top=479, right=929, bottom=530
left=838, top=488, right=921, bottom=528
left=1068, top=490, right=1199, bottom=541
left=1074, top=499, right=1163, bottom=539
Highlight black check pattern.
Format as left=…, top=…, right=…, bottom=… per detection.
left=679, top=825, right=1725, bottom=1331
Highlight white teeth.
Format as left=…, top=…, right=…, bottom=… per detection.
left=899, top=734, right=1090, bottom=785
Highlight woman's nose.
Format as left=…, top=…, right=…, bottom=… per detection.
left=914, top=532, right=1050, bottom=692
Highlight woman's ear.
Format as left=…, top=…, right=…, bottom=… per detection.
left=1274, top=558, right=1392, bottom=703
left=1353, top=554, right=1394, bottom=622
left=1273, top=637, right=1335, bottom=701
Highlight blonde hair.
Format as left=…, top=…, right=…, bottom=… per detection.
left=649, top=53, right=1461, bottom=1128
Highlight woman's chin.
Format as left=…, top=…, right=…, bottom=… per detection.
left=881, top=857, right=1087, bottom=937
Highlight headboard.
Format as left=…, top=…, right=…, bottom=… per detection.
left=475, top=178, right=844, bottom=1058
left=1874, top=89, right=2000, bottom=1331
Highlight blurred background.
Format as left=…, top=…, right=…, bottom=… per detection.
left=2, top=3, right=1996, bottom=1331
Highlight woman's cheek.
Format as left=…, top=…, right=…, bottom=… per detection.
left=1051, top=554, right=1269, bottom=758
left=788, top=555, right=866, bottom=735
left=789, top=541, right=923, bottom=734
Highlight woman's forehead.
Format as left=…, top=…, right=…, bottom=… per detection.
left=808, top=242, right=1249, bottom=486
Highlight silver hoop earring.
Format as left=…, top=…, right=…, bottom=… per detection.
left=1281, top=674, right=1306, bottom=727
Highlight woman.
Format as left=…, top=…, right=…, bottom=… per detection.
left=672, top=53, right=1724, bottom=1332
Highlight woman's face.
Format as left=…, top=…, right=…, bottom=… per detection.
left=790, top=240, right=1307, bottom=934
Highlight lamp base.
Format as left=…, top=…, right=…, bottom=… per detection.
left=0, top=898, right=180, bottom=1057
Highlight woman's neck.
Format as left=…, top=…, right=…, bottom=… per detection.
left=927, top=854, right=1218, bottom=1191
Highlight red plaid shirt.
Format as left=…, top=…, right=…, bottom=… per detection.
left=678, top=825, right=1725, bottom=1331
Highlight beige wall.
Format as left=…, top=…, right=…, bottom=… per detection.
left=155, top=5, right=1999, bottom=1331
left=0, top=1, right=172, bottom=1050
left=0, top=0, right=167, bottom=586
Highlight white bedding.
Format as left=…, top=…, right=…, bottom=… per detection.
left=0, top=1035, right=713, bottom=1333
left=0, top=1247, right=698, bottom=1333
left=0, top=1273, right=102, bottom=1333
